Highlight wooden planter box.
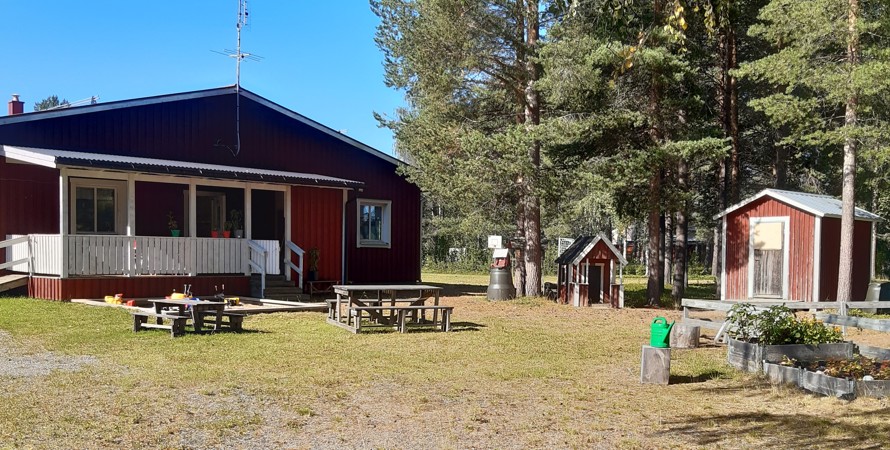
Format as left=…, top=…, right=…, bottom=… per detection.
left=763, top=362, right=801, bottom=385
left=855, top=380, right=890, bottom=399
left=799, top=370, right=856, bottom=400
left=727, top=338, right=854, bottom=373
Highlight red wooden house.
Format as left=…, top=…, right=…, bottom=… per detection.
left=716, top=189, right=880, bottom=302
left=0, top=87, right=421, bottom=300
left=555, top=234, right=627, bottom=307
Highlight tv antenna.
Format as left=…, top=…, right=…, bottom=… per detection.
left=212, top=0, right=263, bottom=157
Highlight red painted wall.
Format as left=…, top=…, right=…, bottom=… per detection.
left=724, top=197, right=815, bottom=301
left=819, top=218, right=873, bottom=301
left=291, top=186, right=343, bottom=282
left=29, top=275, right=249, bottom=301
left=0, top=159, right=59, bottom=269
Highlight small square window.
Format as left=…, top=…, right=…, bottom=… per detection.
left=357, top=199, right=391, bottom=248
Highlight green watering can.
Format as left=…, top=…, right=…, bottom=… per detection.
left=650, top=317, right=675, bottom=348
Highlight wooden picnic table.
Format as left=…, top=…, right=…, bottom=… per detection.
left=151, top=298, right=226, bottom=332
left=328, top=284, right=448, bottom=333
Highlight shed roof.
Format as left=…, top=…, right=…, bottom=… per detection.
left=714, top=189, right=882, bottom=221
left=0, top=145, right=363, bottom=188
left=555, top=234, right=628, bottom=266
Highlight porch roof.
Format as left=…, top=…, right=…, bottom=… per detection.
left=0, top=145, right=363, bottom=188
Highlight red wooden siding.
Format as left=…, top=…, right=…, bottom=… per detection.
left=819, top=218, right=873, bottom=301
left=724, top=197, right=815, bottom=301
left=29, top=275, right=249, bottom=301
left=291, top=186, right=343, bottom=282
left=0, top=91, right=421, bottom=282
left=0, top=159, right=59, bottom=269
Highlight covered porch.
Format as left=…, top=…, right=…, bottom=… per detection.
left=1, top=146, right=362, bottom=300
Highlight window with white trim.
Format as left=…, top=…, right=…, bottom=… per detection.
left=357, top=199, right=391, bottom=248
left=70, top=178, right=127, bottom=235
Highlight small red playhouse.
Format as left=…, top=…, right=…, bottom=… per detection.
left=555, top=234, right=627, bottom=307
left=716, top=189, right=881, bottom=302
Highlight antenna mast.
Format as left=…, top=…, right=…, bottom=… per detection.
left=233, top=0, right=249, bottom=156
left=212, top=0, right=261, bottom=157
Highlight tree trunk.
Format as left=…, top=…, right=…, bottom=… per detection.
left=672, top=159, right=689, bottom=308
left=647, top=172, right=662, bottom=306
left=665, top=212, right=675, bottom=286
left=774, top=143, right=788, bottom=189
left=727, top=26, right=740, bottom=204
left=522, top=0, right=542, bottom=297
left=837, top=0, right=859, bottom=302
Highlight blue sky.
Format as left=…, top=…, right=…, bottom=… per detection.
left=0, top=1, right=403, bottom=154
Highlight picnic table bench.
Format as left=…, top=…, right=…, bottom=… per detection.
left=326, top=285, right=451, bottom=333
left=131, top=309, right=191, bottom=337
left=130, top=298, right=233, bottom=337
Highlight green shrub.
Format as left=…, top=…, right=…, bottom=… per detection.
left=726, top=304, right=844, bottom=345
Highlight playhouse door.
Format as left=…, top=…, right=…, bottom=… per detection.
left=588, top=265, right=602, bottom=303
left=752, top=221, right=784, bottom=298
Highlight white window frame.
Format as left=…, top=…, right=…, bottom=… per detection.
left=747, top=216, right=790, bottom=300
left=69, top=178, right=127, bottom=235
left=357, top=198, right=392, bottom=248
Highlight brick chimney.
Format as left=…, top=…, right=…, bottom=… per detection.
left=8, top=94, right=24, bottom=115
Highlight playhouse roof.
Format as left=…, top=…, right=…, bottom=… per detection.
left=714, top=189, right=882, bottom=221
left=555, top=234, right=628, bottom=266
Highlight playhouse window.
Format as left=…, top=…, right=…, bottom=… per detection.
left=357, top=199, right=391, bottom=248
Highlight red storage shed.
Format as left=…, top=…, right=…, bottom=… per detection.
left=716, top=189, right=880, bottom=302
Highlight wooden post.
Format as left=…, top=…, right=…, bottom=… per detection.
left=670, top=324, right=700, bottom=349
left=59, top=168, right=69, bottom=278
left=640, top=346, right=671, bottom=384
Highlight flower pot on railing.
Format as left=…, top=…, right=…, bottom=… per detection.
left=223, top=231, right=231, bottom=238
left=234, top=229, right=244, bottom=238
left=211, top=230, right=219, bottom=238
left=170, top=229, right=181, bottom=237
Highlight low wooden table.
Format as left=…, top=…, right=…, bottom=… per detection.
left=151, top=298, right=226, bottom=332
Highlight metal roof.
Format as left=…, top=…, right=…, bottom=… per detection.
left=0, top=85, right=404, bottom=167
left=715, top=189, right=882, bottom=221
left=0, top=145, right=363, bottom=188
left=555, top=234, right=628, bottom=266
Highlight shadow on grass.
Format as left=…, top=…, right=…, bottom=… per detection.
left=669, top=370, right=727, bottom=384
left=425, top=283, right=487, bottom=298
left=661, top=409, right=890, bottom=449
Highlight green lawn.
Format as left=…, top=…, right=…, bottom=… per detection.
left=0, top=275, right=887, bottom=449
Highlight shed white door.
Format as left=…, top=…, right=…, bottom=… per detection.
left=752, top=221, right=784, bottom=297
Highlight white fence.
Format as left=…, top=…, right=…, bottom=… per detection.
left=5, top=234, right=278, bottom=277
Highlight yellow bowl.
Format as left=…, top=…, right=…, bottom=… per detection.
left=171, top=293, right=186, bottom=299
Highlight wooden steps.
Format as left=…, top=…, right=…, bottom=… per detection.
left=0, top=274, right=28, bottom=294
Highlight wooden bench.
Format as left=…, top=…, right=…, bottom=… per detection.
left=131, top=309, right=190, bottom=337
left=349, top=305, right=454, bottom=333
left=194, top=311, right=246, bottom=331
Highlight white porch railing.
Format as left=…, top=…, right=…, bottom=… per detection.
left=1, top=235, right=32, bottom=274
left=284, top=240, right=305, bottom=289
left=5, top=234, right=279, bottom=277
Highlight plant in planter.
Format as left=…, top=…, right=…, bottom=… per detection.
left=223, top=221, right=233, bottom=238
left=307, top=248, right=320, bottom=281
left=726, top=304, right=848, bottom=372
left=167, top=211, right=180, bottom=237
left=211, top=227, right=219, bottom=238
left=230, top=209, right=244, bottom=238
